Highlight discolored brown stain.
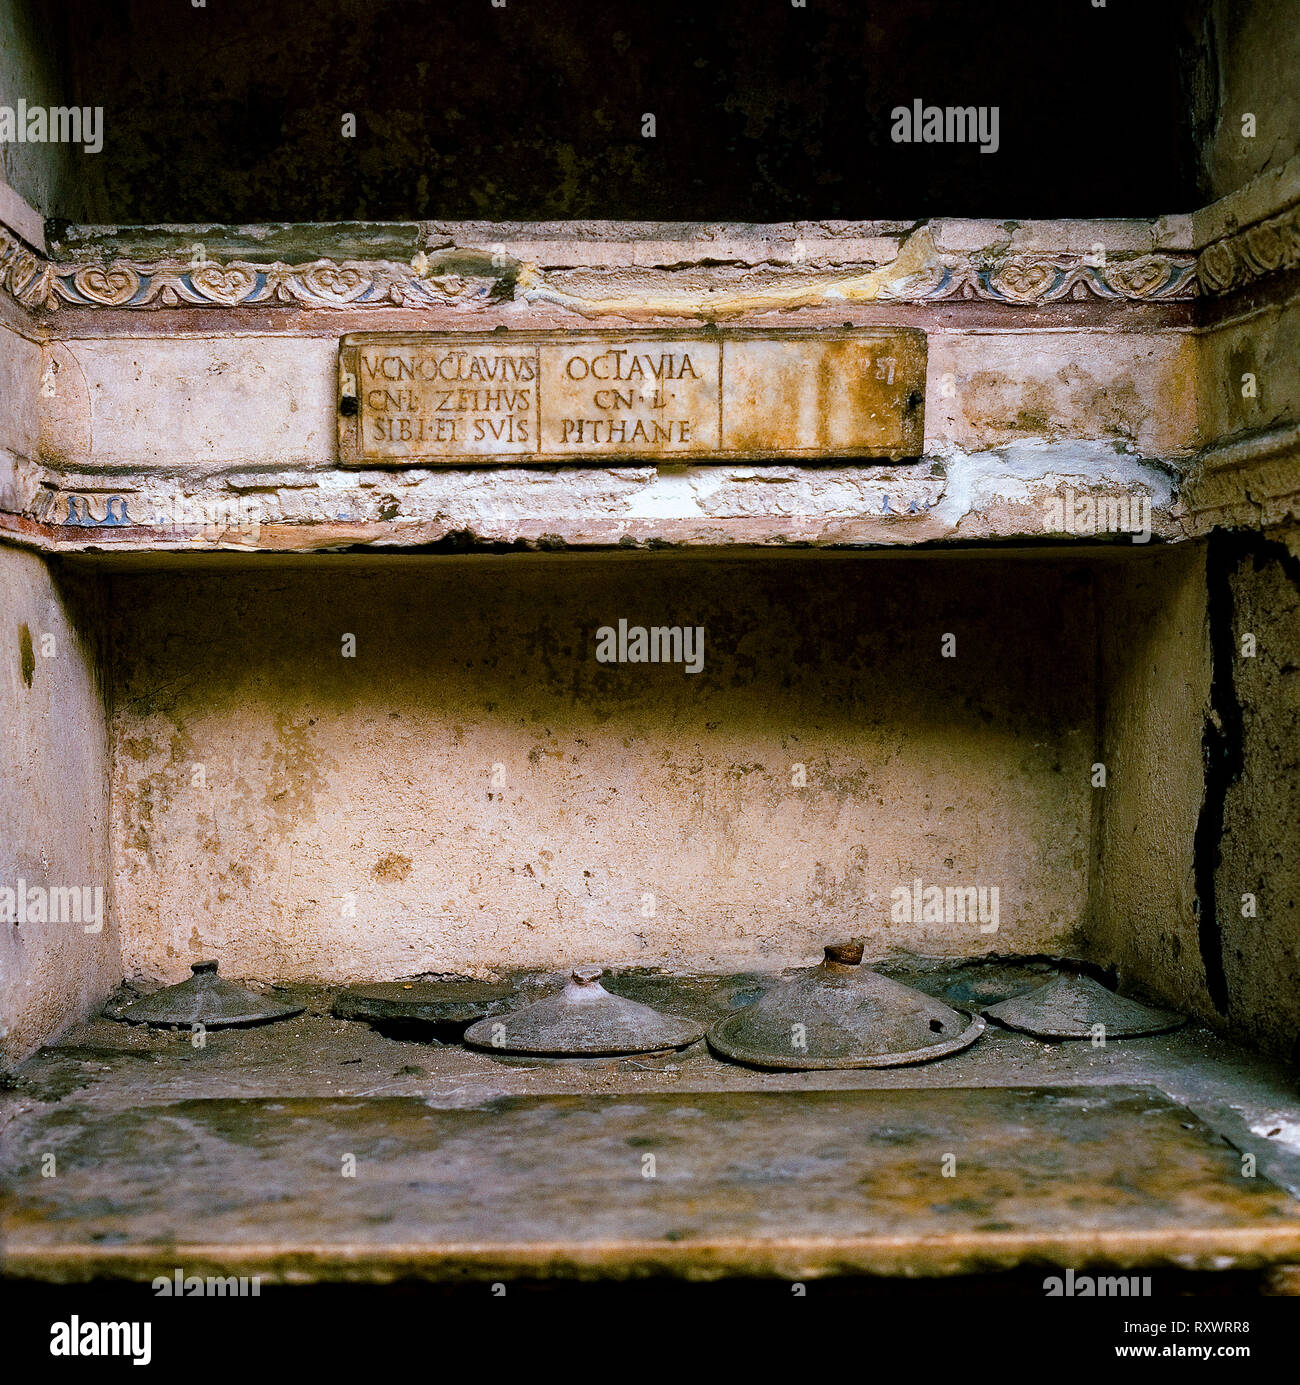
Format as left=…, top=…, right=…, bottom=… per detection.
left=18, top=623, right=35, bottom=689
left=371, top=853, right=413, bottom=883
left=262, top=714, right=335, bottom=836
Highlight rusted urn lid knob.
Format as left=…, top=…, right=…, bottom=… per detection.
left=192, top=960, right=220, bottom=975
left=824, top=942, right=864, bottom=967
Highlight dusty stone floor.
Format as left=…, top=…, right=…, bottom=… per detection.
left=5, top=965, right=1300, bottom=1285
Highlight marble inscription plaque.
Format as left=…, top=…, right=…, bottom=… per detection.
left=338, top=329, right=925, bottom=465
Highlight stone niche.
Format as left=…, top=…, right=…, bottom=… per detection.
left=9, top=531, right=1299, bottom=1063
left=87, top=547, right=1185, bottom=990
left=0, top=0, right=1296, bottom=1074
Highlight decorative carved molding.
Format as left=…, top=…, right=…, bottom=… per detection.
left=517, top=251, right=1198, bottom=318
left=913, top=254, right=1195, bottom=303
left=1, top=228, right=500, bottom=311
left=1197, top=204, right=1300, bottom=296
left=1182, top=422, right=1300, bottom=532
left=48, top=257, right=498, bottom=310
left=0, top=224, right=54, bottom=309
left=0, top=224, right=1225, bottom=314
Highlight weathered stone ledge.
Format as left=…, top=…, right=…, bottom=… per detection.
left=0, top=439, right=1184, bottom=555
left=0, top=191, right=1282, bottom=321
left=1, top=217, right=1208, bottom=318
left=1182, top=423, right=1300, bottom=531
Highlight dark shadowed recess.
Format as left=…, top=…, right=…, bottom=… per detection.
left=46, top=0, right=1203, bottom=224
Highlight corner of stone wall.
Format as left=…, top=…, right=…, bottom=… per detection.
left=1088, top=529, right=1300, bottom=1063
left=1086, top=544, right=1214, bottom=1022
left=1201, top=524, right=1300, bottom=1059
left=0, top=545, right=120, bottom=1067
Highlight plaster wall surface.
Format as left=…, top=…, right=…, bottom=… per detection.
left=1214, top=528, right=1300, bottom=1058
left=1197, top=293, right=1300, bottom=450
left=0, top=546, right=118, bottom=1065
left=107, top=554, right=1097, bottom=982
left=1199, top=0, right=1300, bottom=203
left=0, top=0, right=83, bottom=223
left=1090, top=535, right=1300, bottom=1064
left=1089, top=545, right=1214, bottom=1020
left=0, top=318, right=41, bottom=470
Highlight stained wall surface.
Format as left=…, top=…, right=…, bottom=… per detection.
left=1196, top=0, right=1300, bottom=203
left=1213, top=529, right=1300, bottom=1059
left=107, top=554, right=1098, bottom=981
left=0, top=0, right=85, bottom=223
left=1089, top=546, right=1214, bottom=1021
left=1, top=291, right=122, bottom=1064
left=0, top=546, right=118, bottom=1065
left=1089, top=536, right=1300, bottom=1064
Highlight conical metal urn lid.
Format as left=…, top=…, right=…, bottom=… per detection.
left=117, top=961, right=304, bottom=1028
left=464, top=966, right=705, bottom=1056
left=982, top=973, right=1184, bottom=1039
left=707, top=942, right=984, bottom=1070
